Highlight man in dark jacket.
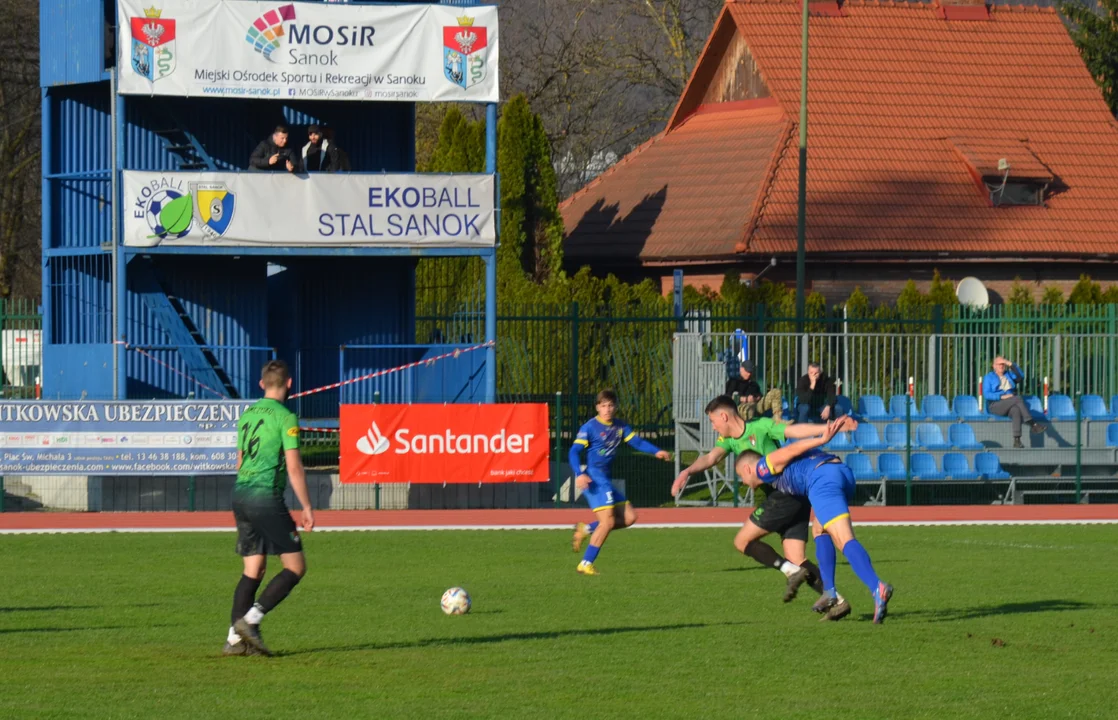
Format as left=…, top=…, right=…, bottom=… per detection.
left=725, top=360, right=784, bottom=422
left=795, top=362, right=841, bottom=423
left=249, top=125, right=300, bottom=173
left=301, top=125, right=350, bottom=173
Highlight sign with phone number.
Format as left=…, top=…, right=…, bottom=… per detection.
left=0, top=401, right=251, bottom=475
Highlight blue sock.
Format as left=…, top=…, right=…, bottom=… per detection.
left=583, top=544, right=601, bottom=564
left=587, top=521, right=600, bottom=533
left=841, top=539, right=880, bottom=594
left=815, top=535, right=837, bottom=594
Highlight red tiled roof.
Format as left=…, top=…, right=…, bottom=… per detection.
left=560, top=0, right=1118, bottom=263
left=561, top=101, right=791, bottom=261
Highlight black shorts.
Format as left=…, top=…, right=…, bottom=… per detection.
left=232, top=488, right=302, bottom=557
left=748, top=487, right=811, bottom=542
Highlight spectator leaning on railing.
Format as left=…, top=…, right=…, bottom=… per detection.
left=983, top=356, right=1047, bottom=448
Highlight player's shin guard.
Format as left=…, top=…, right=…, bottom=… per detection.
left=814, top=535, right=838, bottom=593
left=254, top=569, right=302, bottom=614
left=743, top=540, right=785, bottom=570
left=840, top=539, right=880, bottom=594
left=231, top=574, right=263, bottom=625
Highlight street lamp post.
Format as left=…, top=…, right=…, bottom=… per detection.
left=795, top=0, right=809, bottom=331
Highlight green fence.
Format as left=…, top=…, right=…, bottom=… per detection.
left=0, top=298, right=42, bottom=399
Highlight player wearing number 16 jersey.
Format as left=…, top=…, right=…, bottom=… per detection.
left=224, top=359, right=315, bottom=657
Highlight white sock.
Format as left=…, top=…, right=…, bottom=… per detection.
left=244, top=605, right=265, bottom=625
left=227, top=627, right=240, bottom=644
left=779, top=561, right=802, bottom=578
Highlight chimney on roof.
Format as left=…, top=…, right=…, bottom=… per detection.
left=935, top=0, right=991, bottom=20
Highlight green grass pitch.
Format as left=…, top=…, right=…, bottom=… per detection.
left=1, top=525, right=1114, bottom=718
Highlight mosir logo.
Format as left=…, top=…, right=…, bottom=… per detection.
left=341, top=404, right=549, bottom=485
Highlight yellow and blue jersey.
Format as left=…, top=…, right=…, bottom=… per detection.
left=755, top=448, right=853, bottom=528
left=755, top=448, right=838, bottom=496
left=569, top=416, right=661, bottom=478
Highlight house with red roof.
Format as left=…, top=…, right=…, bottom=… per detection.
left=559, top=0, right=1118, bottom=303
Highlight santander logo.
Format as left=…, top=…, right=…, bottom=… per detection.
left=356, top=421, right=390, bottom=455
left=355, top=420, right=535, bottom=456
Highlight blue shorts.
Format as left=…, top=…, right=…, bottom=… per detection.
left=581, top=469, right=627, bottom=512
left=807, top=463, right=856, bottom=529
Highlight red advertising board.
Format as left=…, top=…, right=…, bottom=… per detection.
left=340, top=404, right=550, bottom=484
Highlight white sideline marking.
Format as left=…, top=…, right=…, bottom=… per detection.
left=2, top=518, right=1117, bottom=534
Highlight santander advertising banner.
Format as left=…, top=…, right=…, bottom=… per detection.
left=340, top=404, right=549, bottom=484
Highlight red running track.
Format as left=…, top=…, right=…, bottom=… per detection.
left=1, top=504, right=1117, bottom=532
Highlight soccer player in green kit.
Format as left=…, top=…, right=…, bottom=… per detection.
left=671, top=395, right=858, bottom=610
left=224, top=360, right=314, bottom=657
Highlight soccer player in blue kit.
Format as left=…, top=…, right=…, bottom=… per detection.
left=569, top=390, right=672, bottom=575
left=736, top=415, right=894, bottom=623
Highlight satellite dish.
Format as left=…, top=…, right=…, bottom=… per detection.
left=956, top=277, right=990, bottom=308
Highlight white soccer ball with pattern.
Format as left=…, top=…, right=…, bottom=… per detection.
left=441, top=587, right=471, bottom=615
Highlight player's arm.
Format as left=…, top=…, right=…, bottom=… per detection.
left=671, top=446, right=728, bottom=496
left=765, top=417, right=849, bottom=473
left=282, top=418, right=314, bottom=531
left=623, top=426, right=671, bottom=461
left=236, top=450, right=243, bottom=471
left=569, top=426, right=593, bottom=489
left=780, top=416, right=858, bottom=440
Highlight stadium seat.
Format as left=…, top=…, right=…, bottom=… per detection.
left=1112, top=395, right=1118, bottom=420
left=878, top=453, right=907, bottom=480
left=953, top=395, right=985, bottom=421
left=853, top=424, right=888, bottom=450
left=915, top=423, right=952, bottom=450
left=857, top=395, right=891, bottom=421
left=1024, top=395, right=1044, bottom=417
left=947, top=423, right=983, bottom=450
left=846, top=453, right=879, bottom=481
left=920, top=394, right=956, bottom=421
left=836, top=396, right=854, bottom=418
left=1080, top=394, right=1109, bottom=421
left=824, top=431, right=856, bottom=451
left=884, top=423, right=909, bottom=449
left=1047, top=394, right=1077, bottom=421
left=910, top=452, right=946, bottom=480
left=889, top=394, right=925, bottom=420
left=1107, top=424, right=1118, bottom=448
left=975, top=452, right=1011, bottom=480
left=942, top=452, right=980, bottom=480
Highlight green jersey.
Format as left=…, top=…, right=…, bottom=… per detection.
left=236, top=398, right=300, bottom=495
left=714, top=417, right=786, bottom=456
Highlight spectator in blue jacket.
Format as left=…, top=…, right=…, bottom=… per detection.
left=983, top=356, right=1046, bottom=448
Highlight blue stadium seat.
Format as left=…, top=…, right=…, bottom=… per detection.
left=910, top=452, right=946, bottom=480
left=921, top=394, right=956, bottom=421
left=915, top=423, right=952, bottom=450
left=889, top=394, right=925, bottom=420
left=942, top=452, right=980, bottom=480
left=1047, top=394, right=1077, bottom=421
left=836, top=396, right=854, bottom=418
left=1112, top=395, right=1118, bottom=420
left=947, top=423, right=983, bottom=450
left=975, top=452, right=1011, bottom=480
left=857, top=395, right=891, bottom=421
left=853, top=424, right=888, bottom=450
left=846, top=453, right=879, bottom=481
left=878, top=453, right=907, bottom=480
left=1024, top=395, right=1044, bottom=417
left=1107, top=424, right=1118, bottom=448
left=953, top=395, right=985, bottom=421
left=1080, top=394, right=1109, bottom=421
left=884, top=423, right=909, bottom=449
left=824, top=431, right=856, bottom=451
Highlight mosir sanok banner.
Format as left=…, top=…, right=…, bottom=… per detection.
left=340, top=404, right=549, bottom=484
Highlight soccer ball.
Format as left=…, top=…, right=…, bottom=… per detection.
left=145, top=189, right=193, bottom=239
left=440, top=587, right=471, bottom=615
